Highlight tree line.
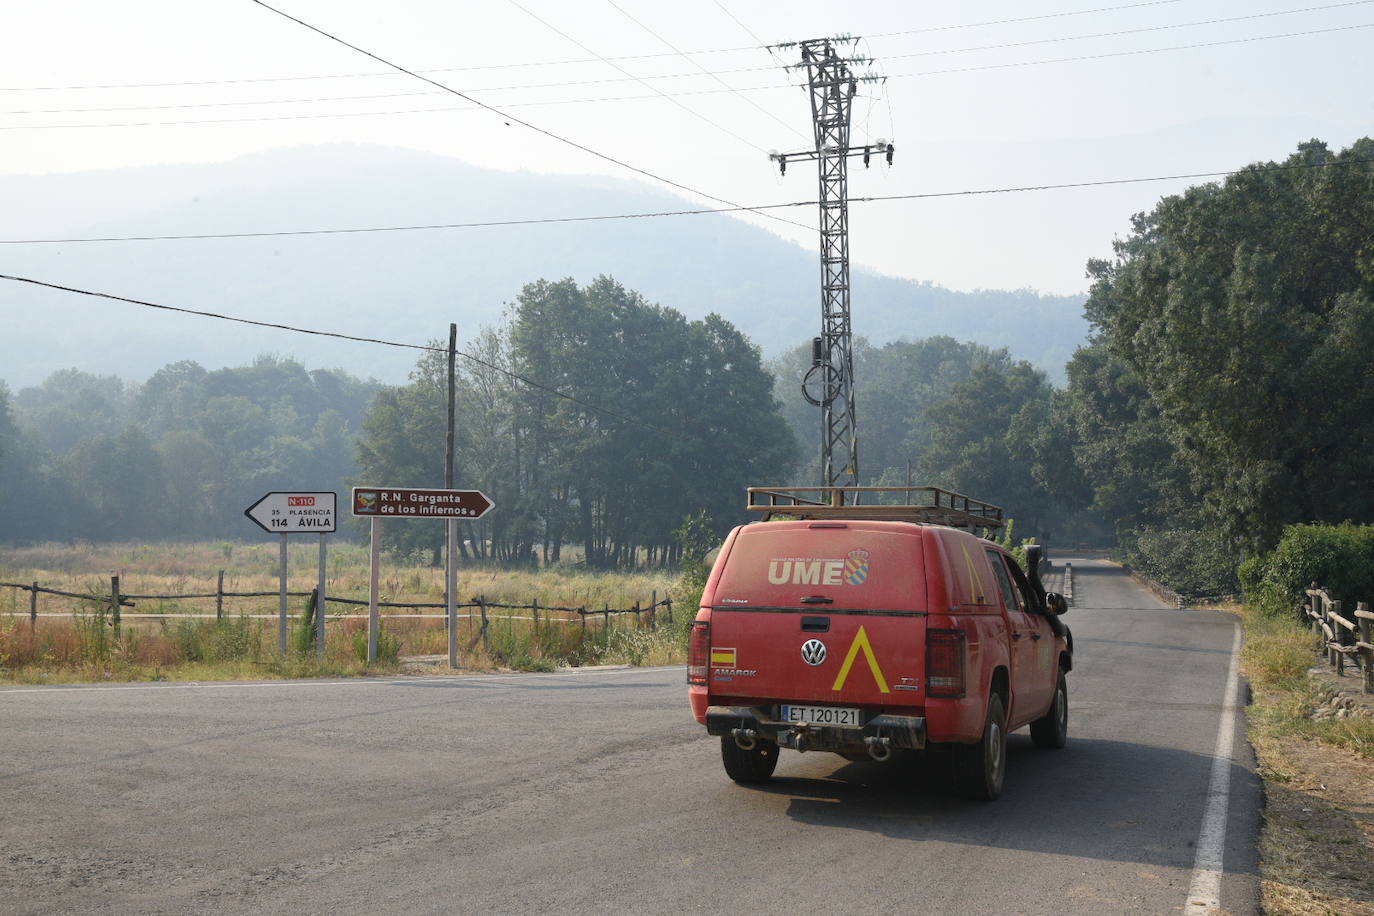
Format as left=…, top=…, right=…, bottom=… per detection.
left=1039, top=138, right=1374, bottom=594
left=0, top=357, right=378, bottom=542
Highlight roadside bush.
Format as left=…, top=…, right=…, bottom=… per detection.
left=993, top=519, right=1036, bottom=570
left=350, top=626, right=400, bottom=665
left=1244, top=522, right=1374, bottom=618
left=1126, top=525, right=1241, bottom=599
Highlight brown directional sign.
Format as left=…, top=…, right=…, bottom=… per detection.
left=351, top=486, right=494, bottom=519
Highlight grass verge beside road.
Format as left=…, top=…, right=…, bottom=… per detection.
left=1231, top=602, right=1374, bottom=914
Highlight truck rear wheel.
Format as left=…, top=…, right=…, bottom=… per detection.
left=720, top=736, right=779, bottom=783
left=956, top=694, right=1007, bottom=801
left=1030, top=671, right=1069, bottom=749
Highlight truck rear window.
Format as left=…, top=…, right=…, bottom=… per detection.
left=712, top=523, right=926, bottom=611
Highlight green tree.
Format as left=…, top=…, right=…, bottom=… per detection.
left=770, top=335, right=999, bottom=486
left=356, top=275, right=798, bottom=567
left=14, top=369, right=131, bottom=454
left=917, top=359, right=1057, bottom=531
left=61, top=426, right=167, bottom=540
left=1083, top=138, right=1374, bottom=549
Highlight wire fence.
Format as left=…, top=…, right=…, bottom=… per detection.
left=0, top=575, right=676, bottom=653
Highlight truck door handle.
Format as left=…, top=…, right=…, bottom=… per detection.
left=1010, top=632, right=1023, bottom=640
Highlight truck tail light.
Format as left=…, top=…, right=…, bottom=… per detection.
left=926, top=629, right=966, bottom=698
left=688, top=622, right=710, bottom=685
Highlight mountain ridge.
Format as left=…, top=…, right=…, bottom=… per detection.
left=1, top=144, right=1087, bottom=388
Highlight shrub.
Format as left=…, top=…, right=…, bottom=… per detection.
left=1126, top=526, right=1241, bottom=599
left=1247, top=522, right=1374, bottom=618
left=350, top=627, right=400, bottom=665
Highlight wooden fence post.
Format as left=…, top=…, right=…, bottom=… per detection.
left=30, top=581, right=38, bottom=629
left=532, top=598, right=540, bottom=633
left=1333, top=600, right=1344, bottom=673
left=479, top=595, right=489, bottom=652
left=650, top=590, right=657, bottom=631
left=579, top=606, right=586, bottom=640
left=603, top=603, right=610, bottom=647
left=216, top=571, right=225, bottom=621
left=304, top=587, right=318, bottom=648
left=1358, top=602, right=1372, bottom=695
left=111, top=575, right=121, bottom=635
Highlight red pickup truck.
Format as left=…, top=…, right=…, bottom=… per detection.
left=688, top=491, right=1071, bottom=800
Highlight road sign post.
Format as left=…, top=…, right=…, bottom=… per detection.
left=278, top=534, right=288, bottom=655
left=352, top=487, right=494, bottom=667
left=446, top=517, right=458, bottom=668
left=368, top=517, right=380, bottom=665
left=244, top=492, right=336, bottom=657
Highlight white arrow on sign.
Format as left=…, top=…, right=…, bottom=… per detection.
left=244, top=491, right=338, bottom=534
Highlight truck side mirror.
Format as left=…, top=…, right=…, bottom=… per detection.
left=1025, top=545, right=1044, bottom=589
left=1045, top=593, right=1069, bottom=616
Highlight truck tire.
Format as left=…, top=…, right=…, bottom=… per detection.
left=956, top=694, right=1007, bottom=801
left=720, top=736, right=779, bottom=783
left=1030, top=672, right=1069, bottom=749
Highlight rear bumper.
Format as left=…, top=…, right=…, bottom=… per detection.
left=705, top=705, right=926, bottom=752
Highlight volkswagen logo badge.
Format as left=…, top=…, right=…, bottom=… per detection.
left=801, top=639, right=827, bottom=666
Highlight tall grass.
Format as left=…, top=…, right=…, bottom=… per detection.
left=1, top=541, right=694, bottom=683
left=1235, top=602, right=1374, bottom=759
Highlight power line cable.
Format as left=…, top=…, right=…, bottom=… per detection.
left=1, top=86, right=795, bottom=131
left=878, top=0, right=1374, bottom=60
left=605, top=0, right=808, bottom=143
left=4, top=65, right=782, bottom=116
left=4, top=156, right=1367, bottom=245
left=0, top=49, right=762, bottom=94
left=13, top=17, right=1368, bottom=131
left=0, top=272, right=679, bottom=437
left=506, top=0, right=771, bottom=155
left=711, top=0, right=806, bottom=93
left=0, top=201, right=803, bottom=243
left=882, top=19, right=1374, bottom=78
left=713, top=1, right=771, bottom=48
left=245, top=0, right=811, bottom=231
left=18, top=0, right=1360, bottom=119
left=865, top=0, right=1191, bottom=39
left=0, top=0, right=1189, bottom=94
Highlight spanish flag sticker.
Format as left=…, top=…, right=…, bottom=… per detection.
left=711, top=647, right=737, bottom=667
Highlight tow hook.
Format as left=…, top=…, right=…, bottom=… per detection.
left=731, top=727, right=758, bottom=751
left=865, top=736, right=892, bottom=762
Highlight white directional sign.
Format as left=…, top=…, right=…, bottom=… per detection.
left=244, top=491, right=337, bottom=534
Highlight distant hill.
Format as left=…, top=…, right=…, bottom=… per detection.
left=0, top=144, right=1086, bottom=388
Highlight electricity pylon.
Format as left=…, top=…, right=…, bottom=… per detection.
left=771, top=36, right=891, bottom=498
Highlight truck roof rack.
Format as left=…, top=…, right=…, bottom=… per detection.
left=746, top=486, right=1004, bottom=530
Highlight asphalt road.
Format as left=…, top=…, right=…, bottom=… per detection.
left=0, top=558, right=1258, bottom=915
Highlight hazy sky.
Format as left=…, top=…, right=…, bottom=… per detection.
left=4, top=0, right=1372, bottom=294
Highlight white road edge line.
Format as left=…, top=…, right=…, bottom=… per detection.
left=1184, top=622, right=1243, bottom=914
left=0, top=665, right=687, bottom=696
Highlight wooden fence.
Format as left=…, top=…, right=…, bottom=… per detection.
left=0, top=575, right=674, bottom=652
left=1304, top=586, right=1374, bottom=694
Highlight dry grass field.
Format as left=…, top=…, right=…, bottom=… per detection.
left=0, top=541, right=692, bottom=684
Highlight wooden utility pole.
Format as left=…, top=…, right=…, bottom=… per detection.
left=445, top=323, right=459, bottom=669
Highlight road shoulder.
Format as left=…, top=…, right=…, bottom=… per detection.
left=1234, top=603, right=1374, bottom=913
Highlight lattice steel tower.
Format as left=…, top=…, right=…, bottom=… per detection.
left=772, top=37, right=891, bottom=494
